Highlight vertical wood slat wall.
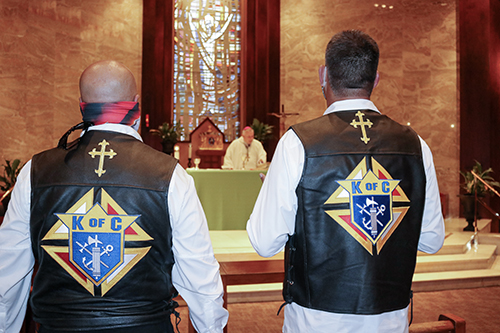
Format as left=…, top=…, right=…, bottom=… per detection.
left=141, top=0, right=280, bottom=157
left=459, top=0, right=500, bottom=216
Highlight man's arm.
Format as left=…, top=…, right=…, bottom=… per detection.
left=168, top=165, right=228, bottom=333
left=418, top=137, right=445, bottom=254
left=0, top=161, right=35, bottom=333
left=247, top=130, right=304, bottom=257
left=255, top=140, right=267, bottom=166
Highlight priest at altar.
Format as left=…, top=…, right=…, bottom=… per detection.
left=222, top=126, right=267, bottom=170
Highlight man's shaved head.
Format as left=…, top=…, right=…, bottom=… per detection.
left=79, top=60, right=137, bottom=103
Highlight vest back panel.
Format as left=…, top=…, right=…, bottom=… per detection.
left=286, top=110, right=426, bottom=315
left=30, top=130, right=178, bottom=330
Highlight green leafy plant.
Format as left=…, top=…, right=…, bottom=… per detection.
left=251, top=118, right=274, bottom=143
left=460, top=160, right=500, bottom=196
left=0, top=159, right=23, bottom=192
left=150, top=122, right=183, bottom=143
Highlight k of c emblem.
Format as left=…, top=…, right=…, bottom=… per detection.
left=41, top=189, right=153, bottom=295
left=324, top=157, right=410, bottom=255
left=57, top=203, right=138, bottom=286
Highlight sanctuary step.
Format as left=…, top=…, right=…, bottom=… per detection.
left=415, top=242, right=497, bottom=273
left=412, top=218, right=500, bottom=292
left=210, top=218, right=500, bottom=304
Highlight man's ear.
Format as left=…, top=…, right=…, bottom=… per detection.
left=373, top=71, right=380, bottom=89
left=133, top=94, right=140, bottom=102
left=318, top=65, right=327, bottom=88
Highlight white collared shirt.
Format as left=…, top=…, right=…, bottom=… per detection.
left=0, top=123, right=228, bottom=333
left=247, top=99, right=445, bottom=333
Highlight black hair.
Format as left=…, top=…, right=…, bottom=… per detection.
left=325, top=30, right=379, bottom=97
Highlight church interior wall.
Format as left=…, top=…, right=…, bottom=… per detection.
left=0, top=0, right=460, bottom=217
left=0, top=0, right=143, bottom=166
left=280, top=0, right=460, bottom=217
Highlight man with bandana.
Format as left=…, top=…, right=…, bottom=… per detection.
left=0, top=60, right=228, bottom=333
left=247, top=30, right=445, bottom=332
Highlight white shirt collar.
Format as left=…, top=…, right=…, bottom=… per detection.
left=85, top=123, right=143, bottom=142
left=237, top=136, right=253, bottom=148
left=323, top=99, right=380, bottom=115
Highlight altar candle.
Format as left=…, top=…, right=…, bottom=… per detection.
left=174, top=145, right=180, bottom=159
left=188, top=144, right=192, bottom=158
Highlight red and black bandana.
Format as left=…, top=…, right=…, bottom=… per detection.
left=80, top=101, right=140, bottom=126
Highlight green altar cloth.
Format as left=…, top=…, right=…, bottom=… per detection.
left=186, top=169, right=265, bottom=230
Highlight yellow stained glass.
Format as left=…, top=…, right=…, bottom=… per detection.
left=174, top=0, right=241, bottom=141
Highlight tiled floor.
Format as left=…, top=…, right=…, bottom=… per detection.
left=174, top=286, right=500, bottom=333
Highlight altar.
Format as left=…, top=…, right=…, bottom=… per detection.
left=187, top=169, right=265, bottom=230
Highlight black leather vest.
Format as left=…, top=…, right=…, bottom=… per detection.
left=285, top=110, right=426, bottom=314
left=30, top=130, right=178, bottom=330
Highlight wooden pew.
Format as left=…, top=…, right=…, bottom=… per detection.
left=219, top=260, right=284, bottom=333
left=219, top=260, right=284, bottom=308
left=410, top=313, right=466, bottom=333
left=172, top=260, right=283, bottom=333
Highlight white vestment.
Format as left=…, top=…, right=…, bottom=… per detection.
left=222, top=137, right=267, bottom=170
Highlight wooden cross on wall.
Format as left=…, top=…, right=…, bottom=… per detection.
left=268, top=105, right=300, bottom=137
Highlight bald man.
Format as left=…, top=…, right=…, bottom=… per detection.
left=222, top=127, right=267, bottom=170
left=0, top=60, right=228, bottom=333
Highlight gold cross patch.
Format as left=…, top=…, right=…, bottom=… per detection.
left=89, top=140, right=117, bottom=177
left=350, top=111, right=373, bottom=144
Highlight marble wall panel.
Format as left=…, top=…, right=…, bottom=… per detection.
left=0, top=0, right=142, bottom=169
left=281, top=0, right=460, bottom=217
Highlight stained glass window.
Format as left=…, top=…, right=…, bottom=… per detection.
left=174, top=0, right=241, bottom=141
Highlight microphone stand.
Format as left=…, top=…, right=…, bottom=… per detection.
left=468, top=171, right=500, bottom=250
left=0, top=188, right=12, bottom=203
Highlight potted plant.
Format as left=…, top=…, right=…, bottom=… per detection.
left=250, top=118, right=274, bottom=143
left=0, top=159, right=24, bottom=212
left=459, top=160, right=500, bottom=231
left=150, top=122, right=183, bottom=155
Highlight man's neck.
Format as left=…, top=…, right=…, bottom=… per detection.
left=326, top=90, right=371, bottom=108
